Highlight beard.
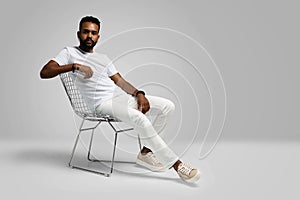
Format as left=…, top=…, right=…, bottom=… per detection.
left=79, top=37, right=97, bottom=49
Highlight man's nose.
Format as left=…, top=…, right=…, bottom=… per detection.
left=87, top=32, right=92, bottom=38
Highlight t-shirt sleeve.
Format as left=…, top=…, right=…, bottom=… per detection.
left=105, top=55, right=118, bottom=76
left=52, top=47, right=70, bottom=66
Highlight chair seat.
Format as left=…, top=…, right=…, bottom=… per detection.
left=75, top=111, right=121, bottom=122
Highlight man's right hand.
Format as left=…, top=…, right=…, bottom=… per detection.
left=40, top=61, right=94, bottom=79
left=74, top=63, right=93, bottom=79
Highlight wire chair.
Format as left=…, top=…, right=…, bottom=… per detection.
left=60, top=72, right=141, bottom=177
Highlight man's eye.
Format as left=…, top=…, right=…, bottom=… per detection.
left=92, top=31, right=98, bottom=35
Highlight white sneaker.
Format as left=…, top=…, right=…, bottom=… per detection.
left=177, top=163, right=201, bottom=183
left=136, top=152, right=167, bottom=172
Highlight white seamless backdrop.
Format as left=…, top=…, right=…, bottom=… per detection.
left=0, top=0, right=299, bottom=143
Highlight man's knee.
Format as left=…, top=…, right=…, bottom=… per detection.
left=164, top=99, right=175, bottom=114
left=130, top=111, right=152, bottom=128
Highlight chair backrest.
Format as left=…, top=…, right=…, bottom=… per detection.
left=59, top=72, right=94, bottom=118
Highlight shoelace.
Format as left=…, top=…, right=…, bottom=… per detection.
left=178, top=163, right=193, bottom=175
left=146, top=152, right=161, bottom=165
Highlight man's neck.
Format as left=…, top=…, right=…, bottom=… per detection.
left=78, top=45, right=93, bottom=53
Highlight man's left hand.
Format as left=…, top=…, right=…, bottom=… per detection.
left=137, top=95, right=150, bottom=114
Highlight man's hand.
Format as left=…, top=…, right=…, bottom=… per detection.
left=40, top=61, right=94, bottom=79
left=137, top=94, right=150, bottom=114
left=74, top=63, right=93, bottom=79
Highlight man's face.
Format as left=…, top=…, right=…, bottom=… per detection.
left=78, top=22, right=100, bottom=50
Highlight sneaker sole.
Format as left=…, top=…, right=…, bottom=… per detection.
left=136, top=159, right=168, bottom=172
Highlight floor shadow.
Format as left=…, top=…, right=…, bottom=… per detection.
left=8, top=147, right=200, bottom=187
left=115, top=167, right=200, bottom=187
left=11, top=148, right=70, bottom=168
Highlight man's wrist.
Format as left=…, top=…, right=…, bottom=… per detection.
left=71, top=64, right=79, bottom=73
left=135, top=90, right=145, bottom=97
left=71, top=64, right=76, bottom=72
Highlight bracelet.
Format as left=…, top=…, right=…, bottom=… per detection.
left=71, top=64, right=77, bottom=73
left=136, top=90, right=145, bottom=97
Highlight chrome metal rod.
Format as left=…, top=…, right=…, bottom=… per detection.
left=110, top=132, right=118, bottom=173
left=87, top=121, right=102, bottom=161
left=107, top=121, right=117, bottom=132
left=88, top=158, right=136, bottom=164
left=68, top=119, right=85, bottom=167
left=80, top=127, right=97, bottom=131
left=87, top=125, right=97, bottom=161
left=70, top=165, right=110, bottom=177
left=80, top=118, right=101, bottom=132
left=116, top=128, right=134, bottom=133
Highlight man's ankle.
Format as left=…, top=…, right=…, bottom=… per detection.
left=172, top=160, right=182, bottom=171
left=140, top=146, right=152, bottom=155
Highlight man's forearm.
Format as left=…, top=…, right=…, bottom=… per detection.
left=117, top=79, right=138, bottom=96
left=110, top=73, right=139, bottom=96
left=40, top=61, right=73, bottom=79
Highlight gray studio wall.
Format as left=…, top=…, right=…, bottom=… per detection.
left=0, top=0, right=298, bottom=142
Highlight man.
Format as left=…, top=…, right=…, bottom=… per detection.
left=40, top=16, right=200, bottom=183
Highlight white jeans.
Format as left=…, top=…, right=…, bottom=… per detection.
left=96, top=94, right=179, bottom=168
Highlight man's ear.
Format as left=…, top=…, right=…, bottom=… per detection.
left=77, top=31, right=80, bottom=39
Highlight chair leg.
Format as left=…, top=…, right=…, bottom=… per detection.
left=69, top=118, right=137, bottom=177
left=68, top=119, right=85, bottom=167
left=110, top=132, right=118, bottom=173
left=69, top=119, right=112, bottom=177
left=87, top=125, right=97, bottom=161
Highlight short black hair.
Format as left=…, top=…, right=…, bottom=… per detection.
left=79, top=16, right=101, bottom=31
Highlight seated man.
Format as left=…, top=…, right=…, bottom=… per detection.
left=40, top=16, right=200, bottom=183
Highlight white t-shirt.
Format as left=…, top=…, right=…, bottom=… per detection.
left=52, top=46, right=118, bottom=111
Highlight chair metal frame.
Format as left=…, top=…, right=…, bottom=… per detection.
left=60, top=72, right=141, bottom=177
